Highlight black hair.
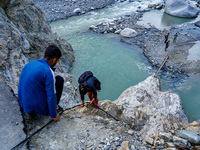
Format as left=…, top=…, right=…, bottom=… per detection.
left=44, top=45, right=62, bottom=60
left=79, top=84, right=87, bottom=95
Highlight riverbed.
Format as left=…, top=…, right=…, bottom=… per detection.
left=51, top=1, right=200, bottom=122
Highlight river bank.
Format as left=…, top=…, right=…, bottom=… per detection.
left=32, top=0, right=117, bottom=23
left=90, top=11, right=200, bottom=75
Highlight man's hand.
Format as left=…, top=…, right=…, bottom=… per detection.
left=52, top=114, right=60, bottom=121
left=90, top=98, right=95, bottom=104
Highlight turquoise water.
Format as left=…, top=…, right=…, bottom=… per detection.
left=65, top=33, right=154, bottom=101
left=51, top=1, right=200, bottom=122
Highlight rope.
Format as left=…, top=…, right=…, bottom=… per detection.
left=11, top=102, right=119, bottom=150
left=11, top=103, right=82, bottom=150
left=11, top=102, right=193, bottom=150
left=98, top=107, right=119, bottom=121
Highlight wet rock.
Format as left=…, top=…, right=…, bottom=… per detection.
left=73, top=8, right=81, bottom=14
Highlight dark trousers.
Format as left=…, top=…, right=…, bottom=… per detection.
left=55, top=75, right=64, bottom=105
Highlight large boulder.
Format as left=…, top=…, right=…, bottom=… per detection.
left=120, top=28, right=137, bottom=38
left=164, top=0, right=199, bottom=18
left=114, top=76, right=188, bottom=139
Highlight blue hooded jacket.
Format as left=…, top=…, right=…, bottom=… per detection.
left=18, top=58, right=57, bottom=118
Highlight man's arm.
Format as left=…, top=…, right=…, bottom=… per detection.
left=45, top=68, right=58, bottom=120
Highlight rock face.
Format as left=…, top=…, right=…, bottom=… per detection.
left=165, top=0, right=199, bottom=18
left=114, top=76, right=188, bottom=138
left=0, top=82, right=26, bottom=150
left=0, top=0, right=75, bottom=96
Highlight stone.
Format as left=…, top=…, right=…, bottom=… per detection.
left=120, top=28, right=137, bottom=38
left=0, top=82, right=26, bottom=150
left=73, top=8, right=81, bottom=13
left=166, top=142, right=176, bottom=150
left=115, top=29, right=122, bottom=34
left=178, top=130, right=200, bottom=144
left=128, top=130, right=134, bottom=135
left=144, top=136, right=154, bottom=145
left=159, top=132, right=173, bottom=142
left=114, top=76, right=188, bottom=139
left=89, top=25, right=98, bottom=30
left=190, top=121, right=200, bottom=126
left=195, top=21, right=200, bottom=28
left=173, top=136, right=189, bottom=148
left=165, top=0, right=199, bottom=18
left=115, top=141, right=121, bottom=147
left=0, top=1, right=75, bottom=96
left=118, top=141, right=130, bottom=150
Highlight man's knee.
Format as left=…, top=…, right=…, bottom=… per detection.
left=55, top=75, right=64, bottom=85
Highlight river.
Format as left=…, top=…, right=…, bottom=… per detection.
left=51, top=0, right=200, bottom=122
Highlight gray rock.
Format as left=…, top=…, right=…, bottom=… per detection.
left=165, top=0, right=199, bottom=18
left=178, top=130, right=200, bottom=144
left=144, top=136, right=154, bottom=145
left=115, top=29, right=122, bottom=34
left=195, top=20, right=200, bottom=27
left=128, top=130, right=134, bottom=135
left=73, top=8, right=81, bottom=13
left=159, top=132, right=173, bottom=142
left=173, top=136, right=189, bottom=148
left=114, top=76, right=188, bottom=138
left=0, top=82, right=26, bottom=150
left=0, top=1, right=76, bottom=106
left=166, top=142, right=176, bottom=150
left=120, top=28, right=137, bottom=37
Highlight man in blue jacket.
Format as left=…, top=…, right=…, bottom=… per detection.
left=18, top=45, right=64, bottom=121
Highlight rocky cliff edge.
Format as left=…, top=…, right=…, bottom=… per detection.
left=2, top=76, right=200, bottom=149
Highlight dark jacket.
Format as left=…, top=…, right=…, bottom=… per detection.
left=81, top=76, right=97, bottom=100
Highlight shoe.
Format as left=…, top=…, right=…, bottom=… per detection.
left=57, top=105, right=63, bottom=113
